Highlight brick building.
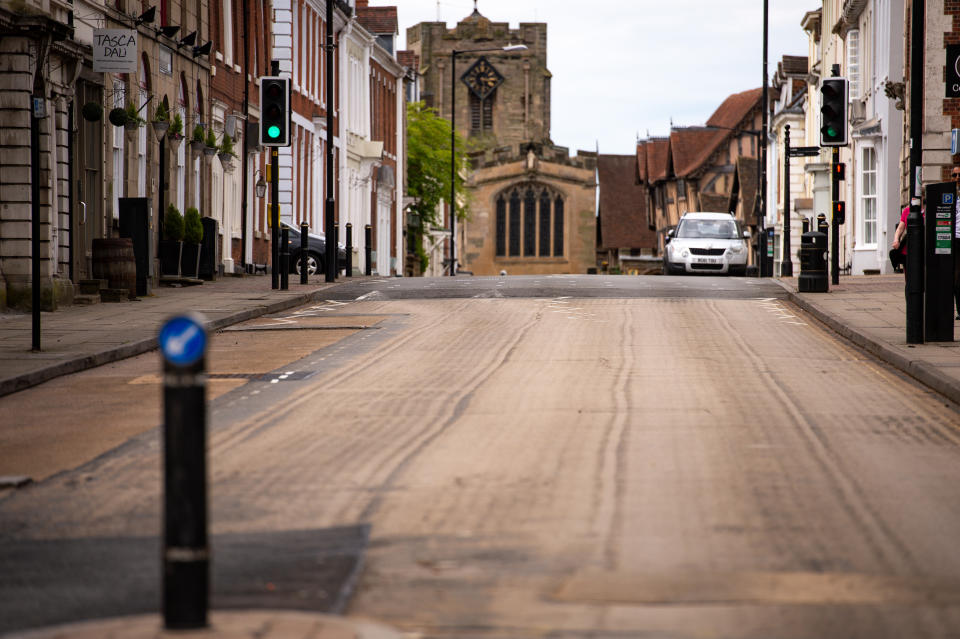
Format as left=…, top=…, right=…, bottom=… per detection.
left=596, top=154, right=657, bottom=274
left=406, top=6, right=597, bottom=276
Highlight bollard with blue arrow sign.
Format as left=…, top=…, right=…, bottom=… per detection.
left=158, top=313, right=209, bottom=630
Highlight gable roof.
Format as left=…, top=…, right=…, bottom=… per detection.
left=644, top=138, right=670, bottom=183
left=662, top=87, right=761, bottom=180
left=355, top=5, right=398, bottom=36
left=597, top=155, right=655, bottom=250
left=670, top=127, right=722, bottom=178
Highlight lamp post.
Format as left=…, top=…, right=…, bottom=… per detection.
left=449, top=43, right=527, bottom=276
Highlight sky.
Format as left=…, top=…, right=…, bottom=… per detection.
left=372, top=0, right=812, bottom=156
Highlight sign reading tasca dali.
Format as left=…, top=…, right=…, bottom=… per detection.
left=93, top=29, right=138, bottom=73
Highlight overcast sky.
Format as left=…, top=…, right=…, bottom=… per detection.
left=374, top=0, right=811, bottom=156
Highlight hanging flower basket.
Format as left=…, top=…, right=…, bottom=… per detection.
left=218, top=152, right=236, bottom=172
left=151, top=119, right=170, bottom=140
left=190, top=139, right=206, bottom=153
left=203, top=145, right=218, bottom=157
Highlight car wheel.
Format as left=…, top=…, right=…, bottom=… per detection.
left=662, top=259, right=673, bottom=275
left=294, top=251, right=323, bottom=276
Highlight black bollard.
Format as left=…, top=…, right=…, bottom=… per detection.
left=364, top=224, right=372, bottom=276
left=280, top=226, right=289, bottom=290
left=333, top=226, right=339, bottom=277
left=300, top=222, right=308, bottom=285
left=345, top=223, right=353, bottom=277
left=159, top=314, right=210, bottom=630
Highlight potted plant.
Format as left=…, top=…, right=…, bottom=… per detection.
left=151, top=102, right=170, bottom=139
left=204, top=128, right=219, bottom=156
left=218, top=133, right=237, bottom=172
left=190, top=124, right=206, bottom=153
left=167, top=113, right=184, bottom=144
left=160, top=204, right=184, bottom=277
left=123, top=101, right=145, bottom=131
left=180, top=207, right=204, bottom=279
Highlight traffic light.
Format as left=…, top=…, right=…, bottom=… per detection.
left=834, top=201, right=846, bottom=225
left=259, top=76, right=290, bottom=147
left=835, top=162, right=846, bottom=181
left=820, top=78, right=849, bottom=147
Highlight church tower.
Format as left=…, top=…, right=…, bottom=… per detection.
left=406, top=3, right=551, bottom=149
left=407, top=4, right=597, bottom=277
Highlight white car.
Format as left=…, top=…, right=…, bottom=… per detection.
left=662, top=212, right=750, bottom=276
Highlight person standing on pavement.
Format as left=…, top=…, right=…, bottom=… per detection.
left=892, top=204, right=910, bottom=279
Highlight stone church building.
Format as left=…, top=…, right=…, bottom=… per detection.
left=406, top=4, right=596, bottom=276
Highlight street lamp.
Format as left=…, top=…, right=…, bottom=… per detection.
left=254, top=171, right=266, bottom=198
left=449, top=43, right=527, bottom=276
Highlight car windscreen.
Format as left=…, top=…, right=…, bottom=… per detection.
left=676, top=219, right=740, bottom=239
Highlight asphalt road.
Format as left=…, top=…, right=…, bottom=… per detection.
left=3, top=275, right=960, bottom=638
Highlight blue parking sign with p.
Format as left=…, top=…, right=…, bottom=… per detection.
left=944, top=193, right=955, bottom=205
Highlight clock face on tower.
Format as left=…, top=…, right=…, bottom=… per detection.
left=461, top=57, right=504, bottom=100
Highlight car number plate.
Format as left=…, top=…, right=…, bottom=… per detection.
left=695, top=257, right=721, bottom=264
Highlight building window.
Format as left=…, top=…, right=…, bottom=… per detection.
left=496, top=195, right=507, bottom=256
left=509, top=189, right=521, bottom=256
left=222, top=0, right=234, bottom=65
left=847, top=29, right=860, bottom=99
left=538, top=189, right=551, bottom=256
left=523, top=187, right=536, bottom=256
left=469, top=92, right=493, bottom=134
left=553, top=195, right=564, bottom=256
left=497, top=184, right=566, bottom=259
left=860, top=146, right=877, bottom=246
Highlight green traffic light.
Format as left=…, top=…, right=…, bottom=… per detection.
left=267, top=125, right=281, bottom=139
left=826, top=127, right=837, bottom=138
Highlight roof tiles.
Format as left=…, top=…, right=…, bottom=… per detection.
left=598, top=155, right=655, bottom=250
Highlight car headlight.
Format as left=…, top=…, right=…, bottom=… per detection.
left=680, top=248, right=689, bottom=258
left=728, top=244, right=744, bottom=254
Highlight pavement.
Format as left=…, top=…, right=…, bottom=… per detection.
left=0, top=273, right=356, bottom=398
left=775, top=273, right=960, bottom=406
left=1, top=271, right=959, bottom=638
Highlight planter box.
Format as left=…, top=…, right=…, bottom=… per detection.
left=181, top=243, right=202, bottom=279
left=159, top=240, right=183, bottom=277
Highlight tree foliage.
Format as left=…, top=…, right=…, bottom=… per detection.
left=406, top=101, right=467, bottom=228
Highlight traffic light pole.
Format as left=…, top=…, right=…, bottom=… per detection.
left=324, top=0, right=336, bottom=283
left=831, top=147, right=840, bottom=286
left=906, top=0, right=925, bottom=344
left=271, top=147, right=279, bottom=290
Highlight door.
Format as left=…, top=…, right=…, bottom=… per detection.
left=74, top=81, right=103, bottom=281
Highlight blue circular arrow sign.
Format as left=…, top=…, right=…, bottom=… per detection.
left=158, top=315, right=207, bottom=367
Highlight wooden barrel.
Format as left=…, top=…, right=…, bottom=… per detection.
left=92, top=238, right=136, bottom=298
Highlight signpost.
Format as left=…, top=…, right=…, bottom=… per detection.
left=158, top=314, right=209, bottom=629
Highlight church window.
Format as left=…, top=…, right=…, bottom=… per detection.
left=539, top=189, right=551, bottom=256
left=496, top=184, right=566, bottom=259
left=554, top=195, right=565, bottom=256
left=496, top=195, right=507, bottom=256
left=509, top=189, right=521, bottom=256
left=523, top=187, right=537, bottom=256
